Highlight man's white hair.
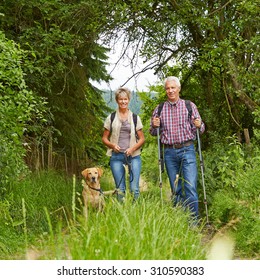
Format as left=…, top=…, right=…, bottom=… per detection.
left=164, top=76, right=181, bottom=88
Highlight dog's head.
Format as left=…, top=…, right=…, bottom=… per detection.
left=81, top=167, right=103, bottom=184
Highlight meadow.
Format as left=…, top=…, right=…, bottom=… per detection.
left=0, top=170, right=207, bottom=260
left=0, top=139, right=259, bottom=260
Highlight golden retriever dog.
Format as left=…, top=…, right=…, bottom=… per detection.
left=81, top=167, right=115, bottom=218
left=81, top=167, right=104, bottom=211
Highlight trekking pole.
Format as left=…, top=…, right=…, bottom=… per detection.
left=157, top=127, right=163, bottom=201
left=196, top=128, right=209, bottom=224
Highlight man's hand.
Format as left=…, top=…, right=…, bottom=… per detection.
left=152, top=117, right=160, bottom=128
left=193, top=118, right=202, bottom=128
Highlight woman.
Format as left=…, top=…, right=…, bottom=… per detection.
left=102, top=87, right=145, bottom=202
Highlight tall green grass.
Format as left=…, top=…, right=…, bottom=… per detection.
left=2, top=139, right=259, bottom=260
left=66, top=195, right=205, bottom=260
left=0, top=170, right=80, bottom=259
left=29, top=193, right=206, bottom=260
left=142, top=138, right=260, bottom=259
left=0, top=170, right=206, bottom=260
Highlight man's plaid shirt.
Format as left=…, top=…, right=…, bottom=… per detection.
left=150, top=99, right=205, bottom=145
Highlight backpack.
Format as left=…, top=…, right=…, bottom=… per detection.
left=110, top=111, right=139, bottom=140
left=157, top=100, right=192, bottom=122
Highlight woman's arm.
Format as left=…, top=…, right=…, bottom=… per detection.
left=102, top=129, right=121, bottom=152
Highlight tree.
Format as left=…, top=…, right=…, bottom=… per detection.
left=100, top=0, right=260, bottom=143
left=0, top=31, right=48, bottom=189
left=0, top=0, right=113, bottom=169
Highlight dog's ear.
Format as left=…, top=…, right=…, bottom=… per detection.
left=81, top=168, right=89, bottom=179
left=97, top=167, right=103, bottom=178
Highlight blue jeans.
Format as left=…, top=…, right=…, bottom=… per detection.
left=110, top=152, right=141, bottom=200
left=164, top=144, right=199, bottom=219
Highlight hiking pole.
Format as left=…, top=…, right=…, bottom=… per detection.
left=196, top=128, right=209, bottom=224
left=157, top=127, right=163, bottom=201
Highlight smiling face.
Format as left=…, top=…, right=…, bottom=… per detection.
left=116, top=93, right=130, bottom=110
left=165, top=80, right=180, bottom=103
left=115, top=87, right=131, bottom=110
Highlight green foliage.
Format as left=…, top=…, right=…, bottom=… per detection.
left=0, top=31, right=48, bottom=188
left=138, top=85, right=166, bottom=124
left=0, top=218, right=25, bottom=258
left=101, top=0, right=259, bottom=143
left=203, top=135, right=252, bottom=193
left=202, top=138, right=260, bottom=258
left=0, top=0, right=113, bottom=163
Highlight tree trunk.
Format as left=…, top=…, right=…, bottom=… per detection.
left=229, top=60, right=258, bottom=112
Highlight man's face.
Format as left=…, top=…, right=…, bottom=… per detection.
left=165, top=80, right=180, bottom=102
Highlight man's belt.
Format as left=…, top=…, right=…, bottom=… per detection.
left=164, top=140, right=193, bottom=149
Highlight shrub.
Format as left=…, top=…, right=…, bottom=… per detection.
left=205, top=138, right=260, bottom=258
left=0, top=31, right=48, bottom=190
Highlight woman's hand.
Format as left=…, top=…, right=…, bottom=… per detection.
left=125, top=148, right=133, bottom=156
left=113, top=144, right=121, bottom=153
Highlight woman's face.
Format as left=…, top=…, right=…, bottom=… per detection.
left=117, top=93, right=129, bottom=109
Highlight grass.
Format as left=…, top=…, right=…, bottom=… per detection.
left=1, top=144, right=259, bottom=260
left=63, top=195, right=206, bottom=260
left=0, top=170, right=206, bottom=260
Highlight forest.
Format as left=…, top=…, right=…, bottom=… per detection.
left=0, top=0, right=259, bottom=261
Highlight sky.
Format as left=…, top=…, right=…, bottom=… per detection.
left=92, top=48, right=160, bottom=92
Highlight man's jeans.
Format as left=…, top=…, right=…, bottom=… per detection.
left=110, top=152, right=141, bottom=201
left=164, top=143, right=199, bottom=219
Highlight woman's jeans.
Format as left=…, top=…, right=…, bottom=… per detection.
left=164, top=143, right=199, bottom=220
left=110, top=152, right=141, bottom=201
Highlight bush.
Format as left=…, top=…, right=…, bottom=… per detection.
left=0, top=31, right=48, bottom=189
left=204, top=138, right=260, bottom=258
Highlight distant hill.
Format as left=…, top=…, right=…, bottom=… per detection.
left=102, top=90, right=142, bottom=114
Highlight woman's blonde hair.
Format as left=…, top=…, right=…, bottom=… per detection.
left=115, top=87, right=131, bottom=101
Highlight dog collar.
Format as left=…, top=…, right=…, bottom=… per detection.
left=88, top=185, right=104, bottom=195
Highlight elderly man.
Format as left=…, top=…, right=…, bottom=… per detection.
left=150, top=76, right=205, bottom=223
